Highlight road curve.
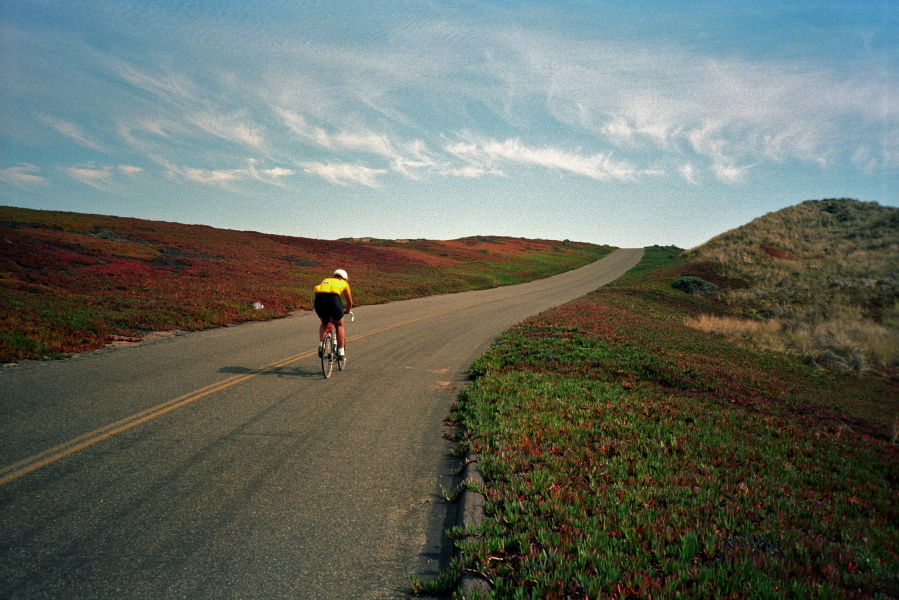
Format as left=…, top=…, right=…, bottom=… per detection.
left=0, top=248, right=643, bottom=599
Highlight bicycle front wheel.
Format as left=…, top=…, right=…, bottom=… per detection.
left=321, top=332, right=334, bottom=378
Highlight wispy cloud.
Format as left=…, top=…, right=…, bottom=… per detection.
left=467, top=29, right=899, bottom=183
left=37, top=114, right=107, bottom=152
left=165, top=164, right=244, bottom=186
left=276, top=107, right=436, bottom=179
left=300, top=162, right=388, bottom=187
left=62, top=164, right=116, bottom=189
left=277, top=22, right=895, bottom=187
left=446, top=135, right=656, bottom=181
left=162, top=159, right=294, bottom=187
left=117, top=165, right=144, bottom=176
left=26, top=10, right=892, bottom=194
left=60, top=163, right=144, bottom=189
left=0, top=163, right=48, bottom=187
left=107, top=59, right=202, bottom=107
left=187, top=110, right=266, bottom=149
left=679, top=163, right=699, bottom=185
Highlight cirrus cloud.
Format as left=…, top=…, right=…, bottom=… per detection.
left=37, top=114, right=107, bottom=152
left=300, top=161, right=388, bottom=187
left=163, top=159, right=294, bottom=186
left=446, top=135, right=659, bottom=181
left=0, top=163, right=48, bottom=187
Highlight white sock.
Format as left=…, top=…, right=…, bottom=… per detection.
left=338, top=348, right=345, bottom=356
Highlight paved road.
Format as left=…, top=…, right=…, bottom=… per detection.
left=0, top=248, right=643, bottom=599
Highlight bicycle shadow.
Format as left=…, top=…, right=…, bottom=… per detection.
left=218, top=365, right=322, bottom=379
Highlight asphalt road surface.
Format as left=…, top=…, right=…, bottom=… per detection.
left=0, top=248, right=643, bottom=599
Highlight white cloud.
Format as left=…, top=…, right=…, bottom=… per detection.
left=163, top=159, right=294, bottom=187
left=276, top=108, right=436, bottom=179
left=679, top=163, right=698, bottom=185
left=300, top=162, right=388, bottom=187
left=711, top=162, right=754, bottom=184
left=62, top=164, right=115, bottom=189
left=288, top=22, right=895, bottom=185
left=108, top=59, right=202, bottom=106
left=105, top=60, right=268, bottom=158
left=443, top=165, right=499, bottom=178
left=165, top=164, right=244, bottom=185
left=477, top=29, right=898, bottom=183
left=37, top=114, right=107, bottom=152
left=188, top=110, right=265, bottom=149
left=245, top=158, right=294, bottom=184
left=446, top=135, right=656, bottom=181
left=260, top=167, right=294, bottom=178
left=0, top=163, right=48, bottom=187
left=5, top=1, right=895, bottom=214
left=60, top=163, right=144, bottom=189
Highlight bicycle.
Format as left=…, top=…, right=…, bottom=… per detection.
left=320, top=312, right=353, bottom=378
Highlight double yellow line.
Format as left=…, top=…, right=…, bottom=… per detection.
left=0, top=296, right=505, bottom=486
left=0, top=350, right=316, bottom=486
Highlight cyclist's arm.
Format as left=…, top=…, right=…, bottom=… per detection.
left=343, top=289, right=354, bottom=313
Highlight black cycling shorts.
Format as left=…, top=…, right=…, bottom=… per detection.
left=314, top=293, right=344, bottom=323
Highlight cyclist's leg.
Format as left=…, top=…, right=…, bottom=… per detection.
left=314, top=294, right=331, bottom=343
left=334, top=318, right=346, bottom=353
left=320, top=328, right=334, bottom=377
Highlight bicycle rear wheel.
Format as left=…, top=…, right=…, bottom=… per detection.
left=321, top=331, right=334, bottom=378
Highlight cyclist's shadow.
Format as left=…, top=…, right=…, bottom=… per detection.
left=219, top=365, right=322, bottom=379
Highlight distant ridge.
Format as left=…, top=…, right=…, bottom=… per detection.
left=0, top=206, right=611, bottom=362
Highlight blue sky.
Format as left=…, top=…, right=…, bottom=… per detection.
left=1, top=1, right=896, bottom=248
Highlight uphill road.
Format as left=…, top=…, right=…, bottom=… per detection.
left=0, top=247, right=643, bottom=600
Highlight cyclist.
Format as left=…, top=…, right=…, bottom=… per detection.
left=314, top=269, right=354, bottom=361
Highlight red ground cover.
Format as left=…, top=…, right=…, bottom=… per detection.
left=0, top=207, right=609, bottom=362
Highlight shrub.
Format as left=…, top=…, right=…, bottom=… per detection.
left=671, top=275, right=720, bottom=295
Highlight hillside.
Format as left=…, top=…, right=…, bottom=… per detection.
left=444, top=246, right=897, bottom=599
left=431, top=198, right=898, bottom=597
left=684, top=199, right=899, bottom=376
left=0, top=206, right=611, bottom=363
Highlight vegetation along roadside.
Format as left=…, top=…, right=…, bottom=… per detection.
left=0, top=206, right=611, bottom=363
left=427, top=216, right=897, bottom=598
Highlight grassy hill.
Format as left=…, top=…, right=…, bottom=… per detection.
left=684, top=199, right=898, bottom=375
left=435, top=200, right=898, bottom=599
left=0, top=206, right=611, bottom=363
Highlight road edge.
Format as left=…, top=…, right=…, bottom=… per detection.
left=455, top=451, right=492, bottom=597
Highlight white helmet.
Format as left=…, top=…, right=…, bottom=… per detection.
left=333, top=269, right=348, bottom=280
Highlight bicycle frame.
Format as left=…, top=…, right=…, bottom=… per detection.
left=321, top=312, right=353, bottom=378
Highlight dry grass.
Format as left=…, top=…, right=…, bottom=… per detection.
left=686, top=314, right=899, bottom=373
left=685, top=199, right=899, bottom=375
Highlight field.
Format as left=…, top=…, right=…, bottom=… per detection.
left=4, top=200, right=897, bottom=598
left=0, top=206, right=611, bottom=363
left=441, top=237, right=898, bottom=598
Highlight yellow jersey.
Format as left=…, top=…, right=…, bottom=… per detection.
left=313, top=277, right=350, bottom=296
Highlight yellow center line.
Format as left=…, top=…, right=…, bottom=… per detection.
left=0, top=291, right=526, bottom=486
